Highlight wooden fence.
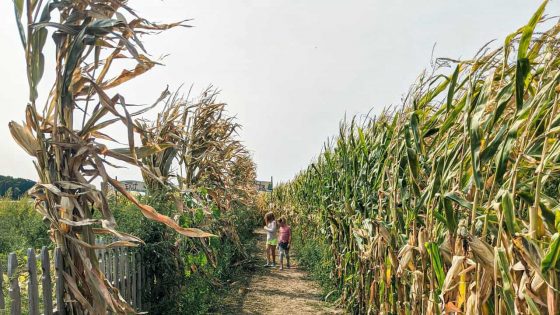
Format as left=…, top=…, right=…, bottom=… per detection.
left=96, top=245, right=145, bottom=312
left=0, top=246, right=145, bottom=315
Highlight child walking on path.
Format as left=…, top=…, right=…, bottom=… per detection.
left=277, top=217, right=291, bottom=270
left=263, top=211, right=278, bottom=267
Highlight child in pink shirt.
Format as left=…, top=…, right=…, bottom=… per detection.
left=277, top=217, right=291, bottom=270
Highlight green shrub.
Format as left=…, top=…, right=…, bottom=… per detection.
left=292, top=230, right=339, bottom=301
left=0, top=197, right=49, bottom=261
left=112, top=192, right=259, bottom=314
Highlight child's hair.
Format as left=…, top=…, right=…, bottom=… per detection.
left=264, top=211, right=275, bottom=225
left=278, top=216, right=287, bottom=225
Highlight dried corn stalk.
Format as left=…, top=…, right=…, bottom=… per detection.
left=10, top=1, right=210, bottom=313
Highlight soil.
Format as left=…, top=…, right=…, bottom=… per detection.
left=215, top=229, right=342, bottom=315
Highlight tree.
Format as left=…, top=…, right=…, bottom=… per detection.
left=0, top=175, right=35, bottom=199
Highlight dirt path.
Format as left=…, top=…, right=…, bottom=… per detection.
left=217, top=229, right=341, bottom=315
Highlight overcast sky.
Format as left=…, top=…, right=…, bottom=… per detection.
left=0, top=0, right=558, bottom=183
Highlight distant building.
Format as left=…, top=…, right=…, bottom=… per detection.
left=119, top=180, right=146, bottom=193
left=255, top=180, right=272, bottom=192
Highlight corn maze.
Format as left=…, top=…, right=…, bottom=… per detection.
left=5, top=0, right=560, bottom=314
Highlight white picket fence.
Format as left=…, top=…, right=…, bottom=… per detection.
left=0, top=245, right=145, bottom=315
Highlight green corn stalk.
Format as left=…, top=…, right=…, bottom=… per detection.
left=272, top=1, right=560, bottom=313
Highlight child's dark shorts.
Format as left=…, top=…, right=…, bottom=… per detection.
left=278, top=242, right=289, bottom=250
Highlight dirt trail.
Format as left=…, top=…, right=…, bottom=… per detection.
left=218, top=229, right=341, bottom=315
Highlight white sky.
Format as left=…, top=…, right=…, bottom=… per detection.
left=0, top=0, right=558, bottom=183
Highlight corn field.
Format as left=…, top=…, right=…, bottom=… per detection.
left=274, top=2, right=560, bottom=314
left=7, top=1, right=260, bottom=313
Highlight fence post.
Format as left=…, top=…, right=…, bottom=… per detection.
left=136, top=252, right=141, bottom=310
left=104, top=250, right=111, bottom=284
left=122, top=250, right=127, bottom=302
left=8, top=253, right=21, bottom=315
left=131, top=252, right=136, bottom=308
left=112, top=248, right=119, bottom=289
left=103, top=250, right=109, bottom=281
left=41, top=247, right=53, bottom=315
left=0, top=256, right=5, bottom=310
left=27, top=249, right=40, bottom=315
left=128, top=250, right=132, bottom=303
left=119, top=248, right=125, bottom=296
left=54, top=248, right=65, bottom=315
left=142, top=257, right=147, bottom=310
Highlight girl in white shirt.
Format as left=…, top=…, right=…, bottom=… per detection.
left=263, top=211, right=278, bottom=267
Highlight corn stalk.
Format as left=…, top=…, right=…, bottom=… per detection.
left=9, top=1, right=212, bottom=313
left=138, top=87, right=258, bottom=248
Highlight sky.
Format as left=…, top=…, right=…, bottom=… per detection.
left=0, top=0, right=558, bottom=183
